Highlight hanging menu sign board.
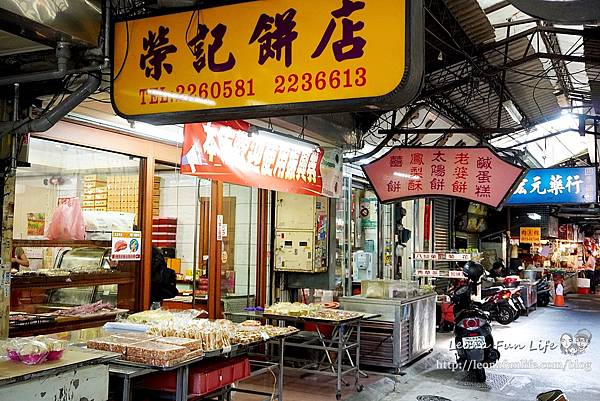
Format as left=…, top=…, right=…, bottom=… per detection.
left=110, top=0, right=423, bottom=124
left=363, top=147, right=525, bottom=208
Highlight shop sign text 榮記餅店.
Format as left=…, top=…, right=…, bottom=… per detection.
left=110, top=0, right=423, bottom=123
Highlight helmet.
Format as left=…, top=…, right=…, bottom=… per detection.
left=463, top=261, right=484, bottom=282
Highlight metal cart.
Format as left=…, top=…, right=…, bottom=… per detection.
left=340, top=293, right=436, bottom=372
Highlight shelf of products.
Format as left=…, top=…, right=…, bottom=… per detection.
left=12, top=240, right=112, bottom=248
left=11, top=271, right=135, bottom=290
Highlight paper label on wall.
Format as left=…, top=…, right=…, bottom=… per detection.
left=111, top=231, right=142, bottom=260
left=416, top=269, right=440, bottom=277
left=414, top=253, right=439, bottom=260
left=217, top=215, right=224, bottom=241
left=445, top=253, right=471, bottom=261
left=221, top=224, right=228, bottom=238
left=449, top=270, right=465, bottom=278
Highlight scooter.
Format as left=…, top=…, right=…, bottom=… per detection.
left=508, top=287, right=526, bottom=317
left=537, top=390, right=569, bottom=400
left=451, top=262, right=501, bottom=382
left=482, top=283, right=523, bottom=320
left=537, top=276, right=552, bottom=307
left=478, top=289, right=517, bottom=325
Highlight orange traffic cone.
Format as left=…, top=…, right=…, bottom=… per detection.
left=554, top=283, right=566, bottom=307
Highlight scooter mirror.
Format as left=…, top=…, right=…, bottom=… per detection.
left=537, top=390, right=568, bottom=401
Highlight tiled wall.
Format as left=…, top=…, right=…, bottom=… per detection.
left=223, top=184, right=258, bottom=296
left=157, top=174, right=260, bottom=297
left=156, top=172, right=208, bottom=275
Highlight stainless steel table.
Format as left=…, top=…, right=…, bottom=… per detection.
left=340, top=294, right=437, bottom=372
left=109, top=338, right=288, bottom=401
left=228, top=311, right=378, bottom=401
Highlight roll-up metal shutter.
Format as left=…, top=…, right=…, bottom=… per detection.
left=432, top=199, right=451, bottom=270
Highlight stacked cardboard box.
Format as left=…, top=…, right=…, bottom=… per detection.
left=152, top=216, right=177, bottom=248
left=82, top=175, right=107, bottom=212
left=107, top=175, right=139, bottom=217
left=153, top=176, right=161, bottom=216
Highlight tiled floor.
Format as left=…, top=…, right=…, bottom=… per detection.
left=232, top=369, right=385, bottom=401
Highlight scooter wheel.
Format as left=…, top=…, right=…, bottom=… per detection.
left=474, top=368, right=486, bottom=383
left=496, top=306, right=515, bottom=325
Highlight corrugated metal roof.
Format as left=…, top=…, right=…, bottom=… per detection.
left=446, top=0, right=496, bottom=44
left=583, top=26, right=600, bottom=114
left=428, top=59, right=520, bottom=128
left=485, top=37, right=561, bottom=124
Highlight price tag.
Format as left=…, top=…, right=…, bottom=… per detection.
left=261, top=332, right=270, bottom=341
left=449, top=270, right=465, bottom=278
left=222, top=345, right=232, bottom=354
left=416, top=269, right=441, bottom=277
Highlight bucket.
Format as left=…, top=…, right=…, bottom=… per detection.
left=577, top=278, right=591, bottom=288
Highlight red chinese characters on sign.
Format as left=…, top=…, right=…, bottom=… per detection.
left=362, top=147, right=524, bottom=208
left=181, top=122, right=326, bottom=196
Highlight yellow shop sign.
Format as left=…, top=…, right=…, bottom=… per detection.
left=111, top=0, right=423, bottom=123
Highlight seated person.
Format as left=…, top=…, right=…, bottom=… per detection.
left=11, top=247, right=29, bottom=273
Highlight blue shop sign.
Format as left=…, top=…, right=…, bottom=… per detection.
left=507, top=167, right=597, bottom=205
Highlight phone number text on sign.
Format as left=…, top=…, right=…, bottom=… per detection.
left=139, top=79, right=256, bottom=105
left=137, top=67, right=367, bottom=106
left=274, top=68, right=367, bottom=94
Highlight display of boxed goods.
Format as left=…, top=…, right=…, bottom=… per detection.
left=155, top=337, right=203, bottom=351
left=87, top=334, right=155, bottom=355
left=84, top=175, right=107, bottom=182
left=147, top=319, right=234, bottom=351
left=87, top=333, right=204, bottom=367
left=125, top=340, right=188, bottom=365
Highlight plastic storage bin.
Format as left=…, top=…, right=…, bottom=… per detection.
left=140, top=356, right=250, bottom=396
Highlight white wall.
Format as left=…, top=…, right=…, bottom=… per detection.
left=13, top=175, right=79, bottom=239
left=223, top=184, right=258, bottom=296
left=156, top=172, right=208, bottom=275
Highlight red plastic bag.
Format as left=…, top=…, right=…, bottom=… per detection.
left=45, top=198, right=86, bottom=240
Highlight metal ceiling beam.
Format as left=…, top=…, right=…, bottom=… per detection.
left=422, top=51, right=600, bottom=102
left=538, top=23, right=574, bottom=97
left=493, top=18, right=539, bottom=29
left=478, top=26, right=584, bottom=54
left=379, top=128, right=517, bottom=135
left=427, top=94, right=479, bottom=129
left=425, top=1, right=532, bottom=128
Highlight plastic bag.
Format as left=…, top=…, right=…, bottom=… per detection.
left=45, top=198, right=86, bottom=240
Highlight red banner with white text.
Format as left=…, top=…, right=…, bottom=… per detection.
left=181, top=122, right=330, bottom=196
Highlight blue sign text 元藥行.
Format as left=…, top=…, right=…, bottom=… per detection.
left=507, top=167, right=597, bottom=205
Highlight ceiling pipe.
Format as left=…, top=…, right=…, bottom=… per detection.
left=0, top=42, right=70, bottom=86
left=0, top=70, right=101, bottom=136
